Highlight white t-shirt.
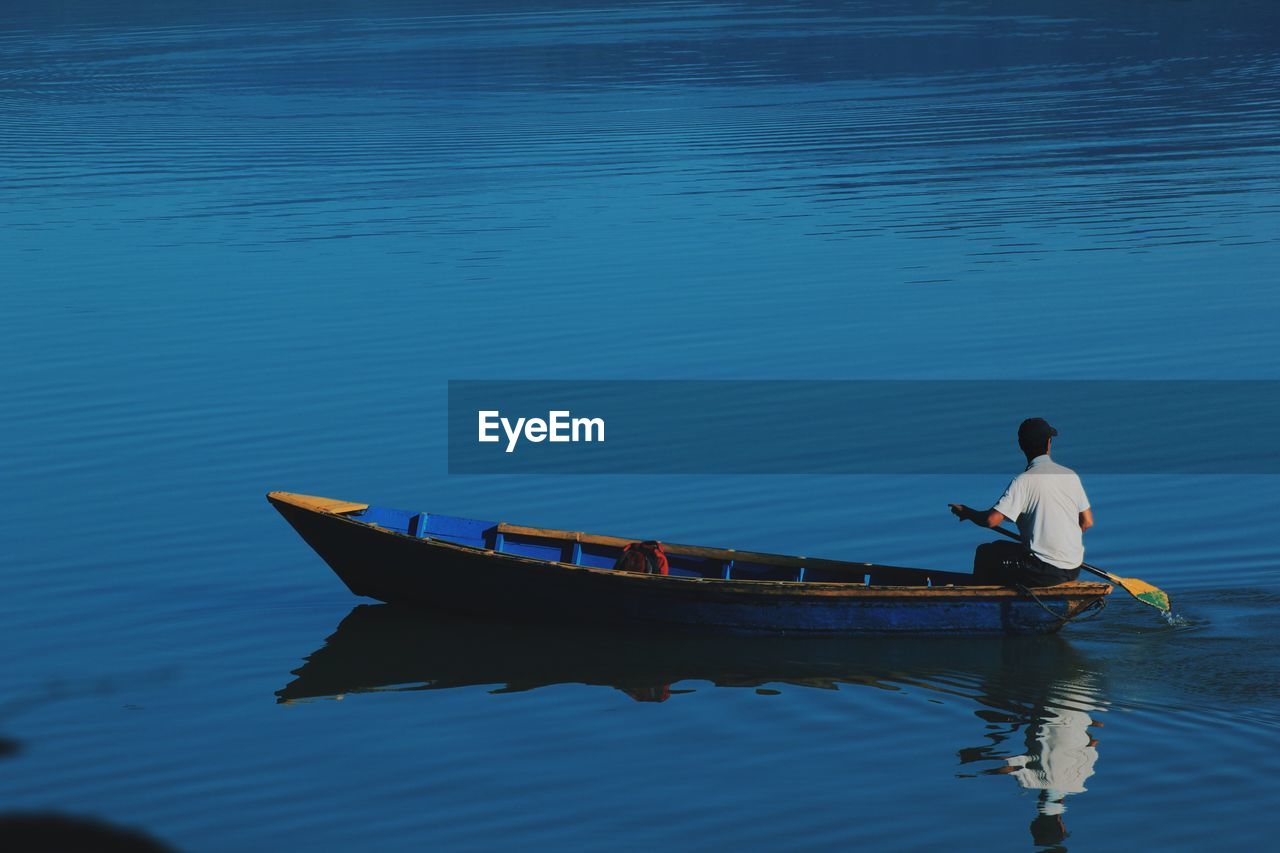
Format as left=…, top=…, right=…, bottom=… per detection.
left=993, top=455, right=1090, bottom=570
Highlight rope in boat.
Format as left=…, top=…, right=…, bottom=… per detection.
left=1016, top=584, right=1108, bottom=625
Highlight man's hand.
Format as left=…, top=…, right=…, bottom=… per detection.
left=949, top=504, right=1006, bottom=529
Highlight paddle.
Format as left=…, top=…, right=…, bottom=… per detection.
left=989, top=524, right=1170, bottom=612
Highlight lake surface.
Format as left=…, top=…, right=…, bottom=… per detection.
left=4, top=1, right=1279, bottom=849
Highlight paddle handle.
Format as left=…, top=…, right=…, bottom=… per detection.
left=989, top=525, right=1116, bottom=583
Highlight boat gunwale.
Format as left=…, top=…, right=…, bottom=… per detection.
left=267, top=492, right=1113, bottom=601
left=494, top=521, right=963, bottom=578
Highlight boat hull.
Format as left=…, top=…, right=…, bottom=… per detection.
left=268, top=494, right=1111, bottom=637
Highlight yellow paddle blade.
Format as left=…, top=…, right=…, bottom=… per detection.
left=1116, top=576, right=1171, bottom=613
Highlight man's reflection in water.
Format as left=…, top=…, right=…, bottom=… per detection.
left=1000, top=703, right=1100, bottom=848
left=960, top=670, right=1103, bottom=851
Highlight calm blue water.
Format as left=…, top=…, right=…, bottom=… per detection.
left=4, top=1, right=1280, bottom=849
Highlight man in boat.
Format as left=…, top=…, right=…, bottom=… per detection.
left=948, top=418, right=1094, bottom=587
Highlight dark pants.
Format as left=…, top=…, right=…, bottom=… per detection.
left=973, top=540, right=1080, bottom=587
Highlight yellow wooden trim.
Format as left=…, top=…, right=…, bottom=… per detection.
left=267, top=491, right=369, bottom=515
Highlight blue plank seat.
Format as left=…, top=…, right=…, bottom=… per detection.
left=495, top=523, right=649, bottom=571
left=403, top=512, right=493, bottom=549
left=408, top=513, right=429, bottom=538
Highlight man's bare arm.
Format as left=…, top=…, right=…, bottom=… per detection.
left=949, top=504, right=1007, bottom=529
left=1079, top=508, right=1094, bottom=531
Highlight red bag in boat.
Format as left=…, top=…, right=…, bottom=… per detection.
left=614, top=540, right=669, bottom=576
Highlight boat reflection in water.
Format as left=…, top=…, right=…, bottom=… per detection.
left=279, top=604, right=1106, bottom=846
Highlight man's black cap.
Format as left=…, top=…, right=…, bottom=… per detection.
left=1018, top=417, right=1059, bottom=444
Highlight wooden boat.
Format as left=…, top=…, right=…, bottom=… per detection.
left=267, top=491, right=1111, bottom=636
